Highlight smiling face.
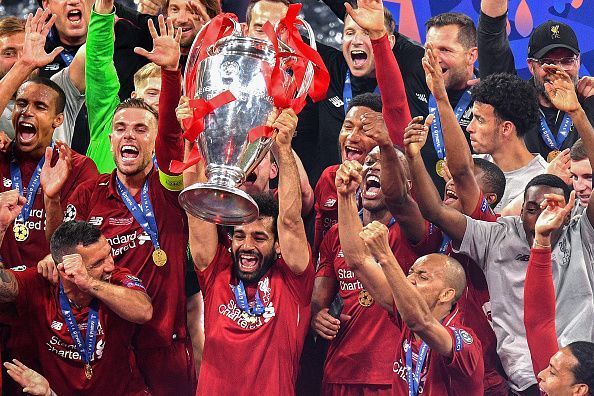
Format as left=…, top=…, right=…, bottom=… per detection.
left=425, top=24, right=476, bottom=91
left=231, top=217, right=280, bottom=284
left=43, top=0, right=89, bottom=46
left=340, top=106, right=377, bottom=163
left=342, top=15, right=376, bottom=78
left=0, top=32, right=24, bottom=79
left=537, top=348, right=585, bottom=396
left=76, top=236, right=115, bottom=282
left=109, top=107, right=158, bottom=177
left=12, top=81, right=63, bottom=156
left=166, top=0, right=202, bottom=52
left=570, top=159, right=592, bottom=206
left=361, top=148, right=385, bottom=212
left=529, top=48, right=580, bottom=103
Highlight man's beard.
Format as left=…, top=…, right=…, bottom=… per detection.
left=232, top=248, right=277, bottom=284
left=534, top=72, right=579, bottom=105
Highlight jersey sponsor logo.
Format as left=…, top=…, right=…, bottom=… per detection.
left=51, top=321, right=63, bottom=331
left=415, top=93, right=428, bottom=103
left=515, top=254, right=530, bottom=261
left=220, top=276, right=276, bottom=329
left=89, top=216, right=103, bottom=226
left=328, top=95, right=344, bottom=108
left=3, top=178, right=11, bottom=188
left=63, top=204, right=77, bottom=222
left=108, top=217, right=134, bottom=226
left=324, top=198, right=337, bottom=208
left=393, top=353, right=428, bottom=393
left=337, top=268, right=364, bottom=291
left=106, top=230, right=150, bottom=257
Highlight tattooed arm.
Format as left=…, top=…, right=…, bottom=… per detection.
left=0, top=189, right=26, bottom=302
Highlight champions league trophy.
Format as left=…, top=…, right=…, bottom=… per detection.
left=178, top=7, right=325, bottom=225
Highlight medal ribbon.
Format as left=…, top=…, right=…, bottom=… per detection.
left=439, top=234, right=451, bottom=254
left=232, top=280, right=265, bottom=316
left=9, top=142, right=53, bottom=224
left=428, top=89, right=472, bottom=160
left=405, top=340, right=430, bottom=396
left=115, top=178, right=161, bottom=251
left=48, top=29, right=75, bottom=66
left=343, top=70, right=380, bottom=114
left=58, top=283, right=99, bottom=368
left=538, top=111, right=572, bottom=150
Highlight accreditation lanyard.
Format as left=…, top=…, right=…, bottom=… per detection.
left=439, top=234, right=451, bottom=254
left=115, top=178, right=161, bottom=251
left=428, top=89, right=472, bottom=160
left=405, top=338, right=430, bottom=396
left=9, top=143, right=52, bottom=224
left=232, top=280, right=265, bottom=316
left=343, top=70, right=381, bottom=114
left=58, top=283, right=99, bottom=368
left=539, top=111, right=572, bottom=150
left=47, top=29, right=75, bottom=66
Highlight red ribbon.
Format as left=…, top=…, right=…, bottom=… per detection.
left=247, top=126, right=275, bottom=143
left=182, top=90, right=237, bottom=141
left=170, top=143, right=202, bottom=174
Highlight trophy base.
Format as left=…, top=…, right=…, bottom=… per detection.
left=178, top=183, right=259, bottom=225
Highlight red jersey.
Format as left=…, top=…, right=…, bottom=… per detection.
left=316, top=222, right=420, bottom=385
left=197, top=244, right=315, bottom=395
left=417, top=194, right=506, bottom=393
left=8, top=267, right=149, bottom=396
left=391, top=306, right=484, bottom=395
left=313, top=165, right=339, bottom=262
left=66, top=170, right=188, bottom=349
left=0, top=149, right=98, bottom=267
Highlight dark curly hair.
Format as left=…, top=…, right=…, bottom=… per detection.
left=345, top=92, right=382, bottom=114
left=471, top=73, right=539, bottom=138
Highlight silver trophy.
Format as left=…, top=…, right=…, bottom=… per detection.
left=179, top=16, right=316, bottom=225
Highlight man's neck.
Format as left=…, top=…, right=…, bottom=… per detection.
left=14, top=144, right=46, bottom=163
left=362, top=208, right=392, bottom=226
left=56, top=31, right=85, bottom=48
left=490, top=140, right=535, bottom=173
left=61, top=281, right=92, bottom=309
left=116, top=164, right=153, bottom=196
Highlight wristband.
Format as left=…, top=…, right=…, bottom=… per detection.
left=533, top=240, right=551, bottom=249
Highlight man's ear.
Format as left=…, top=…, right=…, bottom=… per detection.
left=439, top=288, right=456, bottom=304
left=485, top=192, right=498, bottom=206
left=52, top=113, right=64, bottom=129
left=388, top=33, right=396, bottom=49
left=269, top=163, right=278, bottom=180
left=131, top=91, right=138, bottom=99
left=467, top=46, right=478, bottom=65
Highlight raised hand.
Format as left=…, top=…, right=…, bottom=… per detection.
left=311, top=308, right=352, bottom=340
left=545, top=148, right=571, bottom=185
left=335, top=160, right=363, bottom=196
left=535, top=190, right=575, bottom=241
left=577, top=76, right=594, bottom=100
left=0, top=190, right=26, bottom=230
left=359, top=221, right=391, bottom=262
left=134, top=15, right=181, bottom=71
left=344, top=0, right=387, bottom=39
left=37, top=254, right=59, bottom=285
left=272, top=108, right=298, bottom=149
left=19, top=9, right=63, bottom=71
left=422, top=43, right=447, bottom=101
left=361, top=112, right=391, bottom=147
left=187, top=0, right=213, bottom=28
left=40, top=142, right=72, bottom=200
left=403, top=114, right=433, bottom=159
left=138, top=0, right=163, bottom=15
left=0, top=131, right=12, bottom=153
left=4, top=359, right=53, bottom=396
left=542, top=64, right=581, bottom=114
left=57, top=254, right=93, bottom=292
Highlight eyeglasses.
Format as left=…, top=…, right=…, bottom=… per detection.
left=530, top=56, right=579, bottom=70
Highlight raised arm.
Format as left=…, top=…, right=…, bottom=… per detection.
left=423, top=44, right=481, bottom=214
left=360, top=222, right=454, bottom=357
left=41, top=142, right=73, bottom=241
left=345, top=0, right=411, bottom=145
left=270, top=144, right=314, bottom=217
left=58, top=254, right=153, bottom=324
left=524, top=191, right=574, bottom=375
left=85, top=0, right=119, bottom=173
left=478, top=0, right=516, bottom=78
left=543, top=65, right=594, bottom=225
left=275, top=109, right=309, bottom=274
left=336, top=161, right=394, bottom=311
left=0, top=190, right=26, bottom=303
left=0, top=9, right=61, bottom=116
left=404, top=117, right=468, bottom=244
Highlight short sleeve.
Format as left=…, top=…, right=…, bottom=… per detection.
left=316, top=227, right=338, bottom=279
left=196, top=244, right=232, bottom=297
left=579, top=212, right=594, bottom=260
left=444, top=326, right=484, bottom=379
left=108, top=267, right=147, bottom=292
left=451, top=216, right=500, bottom=272
left=278, top=245, right=315, bottom=307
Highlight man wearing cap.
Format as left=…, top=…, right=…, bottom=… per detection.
left=478, top=0, right=594, bottom=162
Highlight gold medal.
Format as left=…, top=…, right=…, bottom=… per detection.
left=152, top=248, right=167, bottom=267
left=84, top=363, right=93, bottom=380
left=358, top=289, right=374, bottom=307
left=435, top=159, right=446, bottom=178
left=547, top=150, right=561, bottom=162
left=13, top=223, right=29, bottom=242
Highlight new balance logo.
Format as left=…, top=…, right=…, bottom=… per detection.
left=51, top=321, right=63, bottom=331
left=89, top=217, right=103, bottom=226
left=328, top=96, right=344, bottom=108
left=515, top=254, right=530, bottom=261
left=324, top=198, right=337, bottom=208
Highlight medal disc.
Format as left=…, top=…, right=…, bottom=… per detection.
left=358, top=289, right=374, bottom=307
left=85, top=363, right=93, bottom=380
left=435, top=159, right=446, bottom=178
left=152, top=249, right=167, bottom=267
left=547, top=150, right=561, bottom=162
left=13, top=223, right=29, bottom=242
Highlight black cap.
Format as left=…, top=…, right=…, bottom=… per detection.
left=528, top=20, right=580, bottom=59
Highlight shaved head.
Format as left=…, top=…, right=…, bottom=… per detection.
left=415, top=254, right=467, bottom=304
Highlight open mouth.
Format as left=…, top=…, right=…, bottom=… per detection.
left=345, top=146, right=364, bottom=161
left=238, top=252, right=261, bottom=273
left=67, top=10, right=82, bottom=24
left=350, top=50, right=368, bottom=68
left=444, top=187, right=459, bottom=205
left=363, top=174, right=381, bottom=199
left=578, top=193, right=591, bottom=204
left=17, top=121, right=37, bottom=143
left=120, top=145, right=139, bottom=161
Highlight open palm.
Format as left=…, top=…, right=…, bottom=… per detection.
left=344, top=0, right=385, bottom=36
left=21, top=8, right=63, bottom=69
left=134, top=15, right=181, bottom=71
left=40, top=143, right=72, bottom=200
left=543, top=64, right=580, bottom=113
